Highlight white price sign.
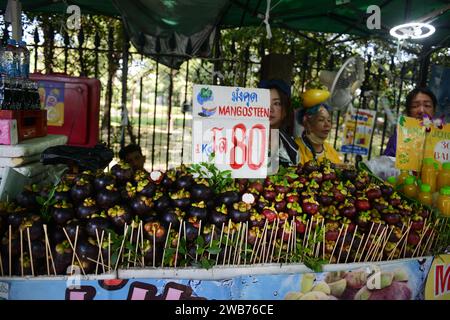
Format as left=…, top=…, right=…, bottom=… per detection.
left=192, top=85, right=270, bottom=178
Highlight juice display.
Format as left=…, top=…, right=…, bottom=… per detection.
left=403, top=176, right=418, bottom=199
left=421, top=158, right=437, bottom=193
left=418, top=183, right=433, bottom=206
left=437, top=162, right=450, bottom=191
left=437, top=186, right=450, bottom=217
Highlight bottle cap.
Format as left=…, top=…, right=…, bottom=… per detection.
left=440, top=186, right=450, bottom=196
left=423, top=158, right=434, bottom=165
left=387, top=176, right=397, bottom=185
left=420, top=184, right=431, bottom=193
left=442, top=162, right=450, bottom=171
left=405, top=176, right=415, bottom=185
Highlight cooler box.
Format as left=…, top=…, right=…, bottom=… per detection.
left=30, top=73, right=101, bottom=147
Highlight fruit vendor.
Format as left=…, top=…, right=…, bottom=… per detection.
left=295, top=89, right=342, bottom=165
left=259, top=79, right=299, bottom=167
left=384, top=87, right=437, bottom=157
left=119, top=144, right=146, bottom=171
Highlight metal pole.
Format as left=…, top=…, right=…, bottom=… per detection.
left=165, top=69, right=174, bottom=170
left=106, top=27, right=114, bottom=148
left=180, top=60, right=189, bottom=164
left=138, top=55, right=143, bottom=146
left=63, top=30, right=69, bottom=74
left=120, top=27, right=130, bottom=149
left=151, top=61, right=159, bottom=171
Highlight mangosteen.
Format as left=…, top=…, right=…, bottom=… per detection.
left=111, top=162, right=134, bottom=185
left=7, top=206, right=28, bottom=229
left=53, top=240, right=73, bottom=265
left=144, top=221, right=167, bottom=243
left=77, top=198, right=98, bottom=219
left=74, top=171, right=95, bottom=184
left=96, top=184, right=121, bottom=209
left=108, top=205, right=132, bottom=229
left=76, top=239, right=97, bottom=260
left=161, top=170, right=176, bottom=189
left=134, top=169, right=149, bottom=182
left=86, top=214, right=112, bottom=238
left=65, top=219, right=87, bottom=242
left=136, top=179, right=156, bottom=198
left=16, top=188, right=38, bottom=209
left=130, top=195, right=154, bottom=216
left=184, top=220, right=200, bottom=242
left=303, top=160, right=320, bottom=174
left=143, top=240, right=162, bottom=266
left=51, top=225, right=67, bottom=244
left=153, top=192, right=172, bottom=213
left=1, top=232, right=20, bottom=256
left=202, top=224, right=219, bottom=245
left=54, top=183, right=72, bottom=202
left=217, top=191, right=240, bottom=207
left=190, top=181, right=213, bottom=201
left=170, top=189, right=191, bottom=209
left=71, top=178, right=94, bottom=204
left=52, top=201, right=74, bottom=225
left=94, top=173, right=116, bottom=191
left=31, top=240, right=46, bottom=259
left=121, top=182, right=137, bottom=201
left=188, top=201, right=208, bottom=221
left=175, top=174, right=194, bottom=190
left=19, top=215, right=43, bottom=241
left=160, top=209, right=181, bottom=229
left=209, top=204, right=228, bottom=227
left=229, top=201, right=251, bottom=223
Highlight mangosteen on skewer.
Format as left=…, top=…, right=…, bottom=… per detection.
left=229, top=201, right=251, bottom=223
left=170, top=189, right=191, bottom=209
left=74, top=170, right=95, bottom=184
left=64, top=219, right=87, bottom=242
left=303, top=160, right=320, bottom=174
left=188, top=201, right=208, bottom=221
left=52, top=201, right=74, bottom=226
left=16, top=187, right=38, bottom=209
left=54, top=183, right=71, bottom=202
left=77, top=198, right=99, bottom=219
left=217, top=191, right=240, bottom=208
left=143, top=221, right=167, bottom=244
left=142, top=239, right=162, bottom=266
left=31, top=240, right=46, bottom=259
left=94, top=173, right=116, bottom=191
left=75, top=238, right=97, bottom=260
left=209, top=204, right=228, bottom=228
left=108, top=205, right=132, bottom=229
left=19, top=215, right=43, bottom=241
left=249, top=209, right=265, bottom=228
left=190, top=179, right=213, bottom=201
left=86, top=213, right=112, bottom=238
left=286, top=202, right=302, bottom=218
left=184, top=218, right=200, bottom=242
left=136, top=179, right=156, bottom=198
left=153, top=192, right=172, bottom=213
left=7, top=206, right=28, bottom=229
left=159, top=208, right=182, bottom=229
left=111, top=162, right=134, bottom=185
left=130, top=195, right=154, bottom=216
left=71, top=178, right=94, bottom=204
left=96, top=184, right=121, bottom=209
left=161, top=169, right=176, bottom=189
left=120, top=182, right=137, bottom=201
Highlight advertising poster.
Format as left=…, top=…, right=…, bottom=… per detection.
left=341, top=108, right=377, bottom=156
left=2, top=258, right=432, bottom=300
left=425, top=254, right=450, bottom=300
left=38, top=81, right=65, bottom=127
left=192, top=85, right=270, bottom=178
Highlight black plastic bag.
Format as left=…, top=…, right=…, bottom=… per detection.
left=41, top=143, right=114, bottom=171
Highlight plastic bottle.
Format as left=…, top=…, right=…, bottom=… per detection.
left=17, top=40, right=29, bottom=79
left=421, top=158, right=437, bottom=193
left=418, top=183, right=433, bottom=206
left=437, top=162, right=450, bottom=191
left=397, top=170, right=410, bottom=187
left=437, top=186, right=450, bottom=217
left=403, top=176, right=418, bottom=199
left=4, top=39, right=17, bottom=78
left=387, top=176, right=397, bottom=187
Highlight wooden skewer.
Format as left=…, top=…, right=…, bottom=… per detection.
left=364, top=224, right=381, bottom=262
left=183, top=221, right=188, bottom=267
left=421, top=220, right=440, bottom=256
left=95, top=229, right=101, bottom=275
left=269, top=218, right=280, bottom=263
left=411, top=224, right=430, bottom=258
left=95, top=229, right=106, bottom=274
left=215, top=223, right=225, bottom=265
left=368, top=227, right=386, bottom=262
left=233, top=223, right=242, bottom=265
left=329, top=224, right=344, bottom=264
left=43, top=225, right=56, bottom=275
left=311, top=217, right=318, bottom=257
left=358, top=223, right=375, bottom=263
left=314, top=219, right=321, bottom=258
left=161, top=222, right=172, bottom=267
left=377, top=226, right=393, bottom=261
left=27, top=228, right=34, bottom=276
left=134, top=222, right=142, bottom=267
left=236, top=223, right=245, bottom=265
left=244, top=221, right=248, bottom=265
left=277, top=222, right=287, bottom=263
left=9, top=225, right=12, bottom=276
left=228, top=225, right=236, bottom=266
left=208, top=224, right=215, bottom=261
left=293, top=219, right=297, bottom=259
left=250, top=220, right=263, bottom=264
left=354, top=233, right=365, bottom=263
left=302, top=219, right=310, bottom=248
left=62, top=226, right=86, bottom=276
left=253, top=219, right=268, bottom=264
left=285, top=220, right=294, bottom=263
left=153, top=225, right=157, bottom=268
left=345, top=225, right=358, bottom=263
left=114, top=224, right=128, bottom=271
left=401, top=222, right=414, bottom=258
left=195, top=220, right=203, bottom=263
left=139, top=221, right=144, bottom=267
left=337, top=225, right=349, bottom=264
left=86, top=257, right=109, bottom=269
left=223, top=220, right=231, bottom=266
left=425, top=229, right=437, bottom=256
left=265, top=219, right=276, bottom=263
left=322, top=219, right=325, bottom=260
left=174, top=221, right=183, bottom=268
left=0, top=240, right=3, bottom=276
left=108, top=232, right=111, bottom=271
left=20, top=228, right=24, bottom=276
left=127, top=224, right=135, bottom=269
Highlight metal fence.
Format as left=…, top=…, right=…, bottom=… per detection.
left=1, top=18, right=425, bottom=171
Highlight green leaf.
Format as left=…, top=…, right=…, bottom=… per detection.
left=196, top=235, right=205, bottom=248
left=206, top=247, right=222, bottom=255
left=399, top=115, right=406, bottom=126
left=178, top=246, right=186, bottom=255
left=196, top=247, right=205, bottom=255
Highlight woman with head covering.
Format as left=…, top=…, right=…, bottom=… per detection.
left=295, top=89, right=342, bottom=165
left=259, top=79, right=299, bottom=167
left=384, top=87, right=437, bottom=157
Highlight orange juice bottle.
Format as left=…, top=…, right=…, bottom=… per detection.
left=437, top=162, right=450, bottom=190
left=437, top=186, right=450, bottom=217
left=397, top=170, right=410, bottom=187
left=403, top=176, right=418, bottom=199
left=418, top=183, right=433, bottom=206
left=421, top=158, right=437, bottom=193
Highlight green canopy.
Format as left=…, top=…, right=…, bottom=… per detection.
left=1, top=0, right=449, bottom=68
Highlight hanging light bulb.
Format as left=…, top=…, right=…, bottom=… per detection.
left=389, top=22, right=436, bottom=40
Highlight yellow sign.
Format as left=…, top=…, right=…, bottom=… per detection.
left=396, top=116, right=426, bottom=171
left=424, top=123, right=450, bottom=169
left=425, top=254, right=450, bottom=300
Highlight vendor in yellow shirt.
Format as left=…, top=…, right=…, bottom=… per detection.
left=295, top=89, right=342, bottom=165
